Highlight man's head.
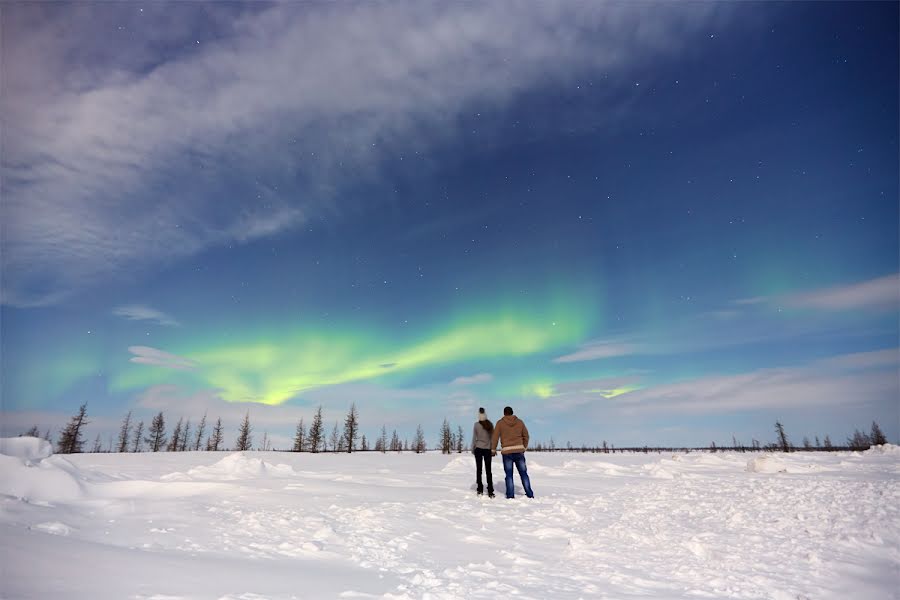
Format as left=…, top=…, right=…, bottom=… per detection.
left=503, top=406, right=513, bottom=416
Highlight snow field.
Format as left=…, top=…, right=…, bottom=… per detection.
left=1, top=439, right=898, bottom=599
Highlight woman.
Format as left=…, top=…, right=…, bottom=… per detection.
left=472, top=407, right=495, bottom=497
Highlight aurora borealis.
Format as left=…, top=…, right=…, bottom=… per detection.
left=1, top=2, right=897, bottom=448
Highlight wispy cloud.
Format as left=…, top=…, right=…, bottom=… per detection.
left=553, top=341, right=640, bottom=363
left=555, top=273, right=900, bottom=365
left=451, top=373, right=494, bottom=385
left=1, top=2, right=730, bottom=306
left=128, top=346, right=197, bottom=371
left=114, top=305, right=180, bottom=327
left=609, top=348, right=899, bottom=416
left=782, top=273, right=899, bottom=312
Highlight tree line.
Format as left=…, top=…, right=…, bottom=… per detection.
left=19, top=404, right=893, bottom=455
left=28, top=402, right=448, bottom=455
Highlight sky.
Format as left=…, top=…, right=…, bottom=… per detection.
left=1, top=1, right=897, bottom=450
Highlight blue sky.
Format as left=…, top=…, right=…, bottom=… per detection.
left=1, top=2, right=897, bottom=449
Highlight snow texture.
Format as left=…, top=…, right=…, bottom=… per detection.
left=1, top=438, right=898, bottom=599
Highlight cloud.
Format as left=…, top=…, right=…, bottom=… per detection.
left=1, top=2, right=730, bottom=306
left=783, top=273, right=899, bottom=312
left=552, top=341, right=640, bottom=363
left=524, top=376, right=641, bottom=409
left=114, top=305, right=180, bottom=326
left=554, top=273, right=900, bottom=366
left=128, top=346, right=197, bottom=371
left=451, top=373, right=494, bottom=385
left=607, top=348, right=899, bottom=416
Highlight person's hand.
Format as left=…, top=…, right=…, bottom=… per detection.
left=491, top=450, right=496, bottom=457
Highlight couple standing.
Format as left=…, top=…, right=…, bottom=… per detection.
left=471, top=406, right=535, bottom=499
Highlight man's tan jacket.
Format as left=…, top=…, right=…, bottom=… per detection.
left=491, top=415, right=529, bottom=455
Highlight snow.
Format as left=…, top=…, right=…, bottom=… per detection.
left=1, top=439, right=898, bottom=599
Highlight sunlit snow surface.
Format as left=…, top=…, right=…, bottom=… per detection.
left=2, top=438, right=898, bottom=600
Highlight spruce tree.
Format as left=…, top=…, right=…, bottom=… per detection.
left=208, top=417, right=224, bottom=451
left=307, top=406, right=324, bottom=453
left=167, top=418, right=183, bottom=452
left=456, top=425, right=464, bottom=453
left=414, top=425, right=426, bottom=453
left=823, top=434, right=833, bottom=451
left=391, top=429, right=400, bottom=452
left=361, top=434, right=368, bottom=451
left=57, top=403, right=89, bottom=454
left=91, top=433, right=103, bottom=453
left=235, top=412, right=253, bottom=451
left=146, top=411, right=167, bottom=452
left=380, top=425, right=388, bottom=453
left=774, top=421, right=790, bottom=453
left=440, top=419, right=452, bottom=454
left=870, top=421, right=887, bottom=446
left=293, top=418, right=306, bottom=452
left=22, top=425, right=40, bottom=438
left=343, top=403, right=359, bottom=453
left=847, top=428, right=871, bottom=451
left=117, top=410, right=132, bottom=453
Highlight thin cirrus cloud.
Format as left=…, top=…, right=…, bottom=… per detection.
left=605, top=348, right=899, bottom=416
left=451, top=373, right=494, bottom=385
left=553, top=273, right=900, bottom=365
left=733, top=273, right=900, bottom=312
left=552, top=342, right=641, bottom=364
left=113, top=305, right=180, bottom=327
left=781, top=273, right=899, bottom=312
left=1, top=2, right=731, bottom=307
left=128, top=346, right=198, bottom=371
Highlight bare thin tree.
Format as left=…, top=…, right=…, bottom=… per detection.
left=131, top=420, right=144, bottom=452
left=193, top=412, right=207, bottom=451
left=329, top=422, right=340, bottom=453
left=117, top=410, right=132, bottom=453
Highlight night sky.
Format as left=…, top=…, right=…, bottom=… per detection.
left=2, top=2, right=897, bottom=449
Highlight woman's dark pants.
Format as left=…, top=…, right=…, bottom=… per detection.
left=474, top=448, right=494, bottom=495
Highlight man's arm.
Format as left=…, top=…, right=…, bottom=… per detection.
left=522, top=422, right=529, bottom=450
left=491, top=423, right=500, bottom=452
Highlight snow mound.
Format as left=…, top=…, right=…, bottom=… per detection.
left=562, top=459, right=628, bottom=475
left=641, top=463, right=676, bottom=479
left=0, top=437, right=53, bottom=462
left=0, top=448, right=86, bottom=502
left=746, top=454, right=788, bottom=473
left=864, top=443, right=900, bottom=455
left=161, top=452, right=296, bottom=481
left=439, top=455, right=474, bottom=474
left=746, top=454, right=826, bottom=474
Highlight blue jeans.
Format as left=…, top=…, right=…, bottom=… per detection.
left=502, top=452, right=534, bottom=498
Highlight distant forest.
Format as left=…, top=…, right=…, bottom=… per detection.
left=20, top=402, right=891, bottom=455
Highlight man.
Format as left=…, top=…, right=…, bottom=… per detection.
left=490, top=406, right=534, bottom=499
